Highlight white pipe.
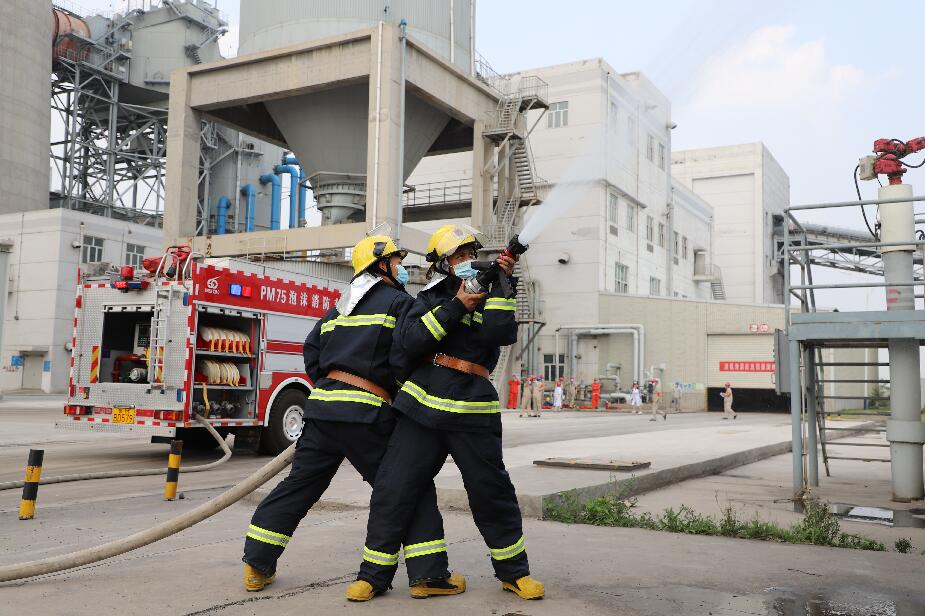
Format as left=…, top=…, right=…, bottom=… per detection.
left=573, top=329, right=639, bottom=384
left=371, top=21, right=384, bottom=226
left=396, top=20, right=407, bottom=241
left=449, top=0, right=455, bottom=65
left=469, top=0, right=475, bottom=76
left=555, top=324, right=645, bottom=385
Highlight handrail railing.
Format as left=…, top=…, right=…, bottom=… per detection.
left=783, top=195, right=925, bottom=327
left=403, top=179, right=474, bottom=208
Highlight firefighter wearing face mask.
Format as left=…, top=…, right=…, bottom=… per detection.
left=346, top=224, right=544, bottom=602
left=242, top=234, right=463, bottom=599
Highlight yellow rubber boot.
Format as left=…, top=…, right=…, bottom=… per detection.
left=501, top=575, right=545, bottom=600
left=410, top=572, right=467, bottom=599
left=345, top=580, right=377, bottom=602
left=243, top=564, right=275, bottom=592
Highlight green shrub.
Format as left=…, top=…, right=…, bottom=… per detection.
left=544, top=489, right=891, bottom=554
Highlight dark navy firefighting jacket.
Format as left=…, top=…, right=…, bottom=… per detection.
left=391, top=273, right=519, bottom=432
left=302, top=276, right=414, bottom=424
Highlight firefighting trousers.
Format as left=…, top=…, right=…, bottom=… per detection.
left=243, top=418, right=450, bottom=584
left=358, top=416, right=530, bottom=591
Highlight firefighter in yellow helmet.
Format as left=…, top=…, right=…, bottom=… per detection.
left=243, top=233, right=464, bottom=599
left=348, top=224, right=545, bottom=601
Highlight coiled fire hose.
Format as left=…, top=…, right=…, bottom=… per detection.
left=0, top=440, right=295, bottom=583
left=0, top=413, right=231, bottom=492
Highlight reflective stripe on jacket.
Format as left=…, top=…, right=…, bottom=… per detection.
left=303, top=280, right=414, bottom=423
left=391, top=274, right=518, bottom=432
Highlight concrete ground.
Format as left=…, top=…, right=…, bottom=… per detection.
left=2, top=396, right=924, bottom=614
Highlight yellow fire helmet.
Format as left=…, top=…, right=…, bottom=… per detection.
left=351, top=234, right=407, bottom=277
left=425, top=224, right=486, bottom=262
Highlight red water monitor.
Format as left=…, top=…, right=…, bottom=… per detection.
left=861, top=137, right=925, bottom=184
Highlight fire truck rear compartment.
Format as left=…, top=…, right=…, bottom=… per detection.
left=100, top=307, right=152, bottom=384
left=192, top=309, right=260, bottom=420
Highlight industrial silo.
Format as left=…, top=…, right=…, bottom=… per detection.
left=237, top=0, right=475, bottom=225
left=0, top=0, right=52, bottom=215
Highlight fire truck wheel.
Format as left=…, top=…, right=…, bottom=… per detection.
left=175, top=427, right=229, bottom=450
left=261, top=389, right=306, bottom=455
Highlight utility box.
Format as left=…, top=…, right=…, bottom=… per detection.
left=774, top=329, right=790, bottom=394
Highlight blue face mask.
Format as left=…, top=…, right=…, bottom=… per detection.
left=452, top=260, right=477, bottom=279
left=394, top=264, right=410, bottom=286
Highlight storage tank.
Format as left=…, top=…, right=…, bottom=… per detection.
left=0, top=0, right=52, bottom=215
left=237, top=0, right=475, bottom=224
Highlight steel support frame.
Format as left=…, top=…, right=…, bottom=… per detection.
left=785, top=193, right=925, bottom=503
left=51, top=56, right=169, bottom=225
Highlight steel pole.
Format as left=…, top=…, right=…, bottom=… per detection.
left=0, top=244, right=11, bottom=400
left=789, top=339, right=804, bottom=499
left=805, top=349, right=819, bottom=487
left=881, top=183, right=925, bottom=502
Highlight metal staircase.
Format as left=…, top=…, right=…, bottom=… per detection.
left=480, top=77, right=549, bottom=388
left=512, top=140, right=540, bottom=204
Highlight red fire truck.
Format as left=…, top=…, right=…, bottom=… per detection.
left=57, top=247, right=343, bottom=454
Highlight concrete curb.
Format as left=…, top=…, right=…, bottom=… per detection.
left=526, top=420, right=880, bottom=519
left=242, top=421, right=880, bottom=519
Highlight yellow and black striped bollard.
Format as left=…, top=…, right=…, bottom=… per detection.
left=164, top=440, right=183, bottom=501
left=19, top=449, right=44, bottom=520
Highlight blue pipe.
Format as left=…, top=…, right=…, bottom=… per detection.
left=215, top=196, right=230, bottom=235
left=259, top=173, right=281, bottom=230
left=283, top=155, right=307, bottom=227
left=240, top=184, right=256, bottom=232
left=275, top=164, right=301, bottom=229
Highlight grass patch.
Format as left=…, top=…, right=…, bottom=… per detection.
left=544, top=485, right=892, bottom=553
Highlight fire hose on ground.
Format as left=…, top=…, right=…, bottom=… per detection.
left=0, top=413, right=232, bottom=492
left=0, top=441, right=295, bottom=583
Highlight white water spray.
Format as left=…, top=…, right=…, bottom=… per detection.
left=517, top=146, right=600, bottom=245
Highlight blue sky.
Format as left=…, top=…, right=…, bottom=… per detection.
left=475, top=0, right=925, bottom=211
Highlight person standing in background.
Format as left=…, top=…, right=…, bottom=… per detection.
left=519, top=375, right=534, bottom=417
left=630, top=382, right=642, bottom=414
left=552, top=379, right=563, bottom=412
left=721, top=382, right=737, bottom=420
left=649, top=378, right=666, bottom=421
left=565, top=377, right=577, bottom=408
left=672, top=381, right=682, bottom=414
left=590, top=378, right=601, bottom=409
left=530, top=376, right=545, bottom=417
left=507, top=373, right=521, bottom=410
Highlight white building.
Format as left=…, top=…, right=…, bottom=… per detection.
left=0, top=209, right=162, bottom=393
left=672, top=143, right=789, bottom=305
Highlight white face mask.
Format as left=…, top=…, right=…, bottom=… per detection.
left=452, top=259, right=478, bottom=279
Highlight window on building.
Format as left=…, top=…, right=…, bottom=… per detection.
left=125, top=243, right=145, bottom=268
left=626, top=115, right=636, bottom=145
left=682, top=236, right=688, bottom=260
left=658, top=142, right=666, bottom=170
left=81, top=236, right=104, bottom=263
left=657, top=222, right=665, bottom=247
left=646, top=215, right=654, bottom=243
left=649, top=276, right=661, bottom=296
left=615, top=262, right=629, bottom=294
left=609, top=101, right=619, bottom=133
left=543, top=353, right=565, bottom=381
left=673, top=231, right=680, bottom=255
left=626, top=203, right=636, bottom=231
left=646, top=134, right=655, bottom=161
left=608, top=192, right=619, bottom=223
left=547, top=101, right=569, bottom=128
